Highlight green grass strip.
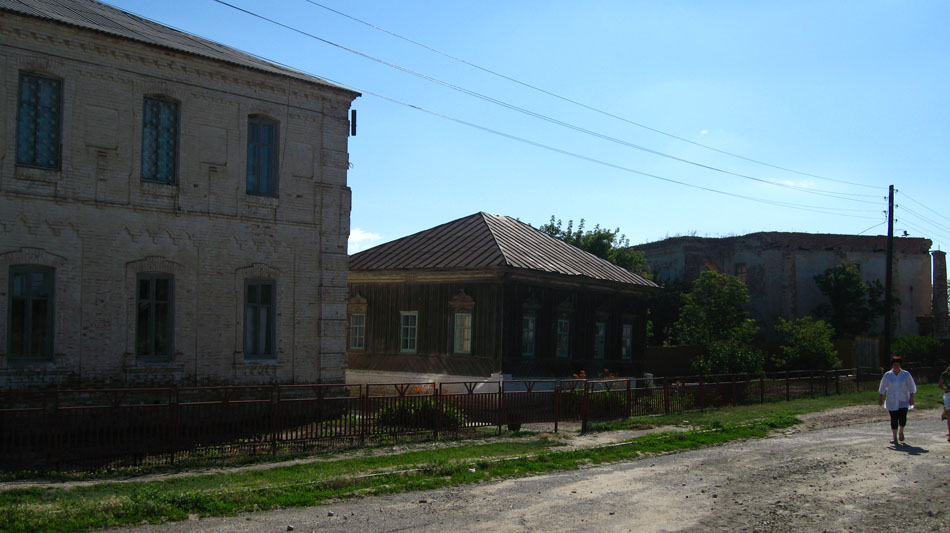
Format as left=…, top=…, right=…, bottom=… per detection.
left=0, top=417, right=796, bottom=533
left=4, top=385, right=938, bottom=533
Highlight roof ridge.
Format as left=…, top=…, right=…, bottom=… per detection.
left=478, top=212, right=514, bottom=268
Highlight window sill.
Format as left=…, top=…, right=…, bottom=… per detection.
left=14, top=165, right=61, bottom=183
left=239, top=357, right=278, bottom=365
left=2, top=356, right=57, bottom=368
left=245, top=193, right=279, bottom=207
left=139, top=179, right=179, bottom=196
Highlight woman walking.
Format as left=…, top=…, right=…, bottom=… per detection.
left=878, top=356, right=916, bottom=445
left=939, top=364, right=950, bottom=442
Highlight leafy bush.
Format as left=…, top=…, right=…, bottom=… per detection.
left=374, top=398, right=468, bottom=432
left=776, top=316, right=840, bottom=370
left=692, top=339, right=765, bottom=375
left=892, top=335, right=942, bottom=365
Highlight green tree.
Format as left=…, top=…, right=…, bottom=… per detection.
left=892, top=335, right=942, bottom=365
left=539, top=216, right=648, bottom=276
left=646, top=278, right=688, bottom=346
left=776, top=316, right=840, bottom=370
left=675, top=271, right=763, bottom=374
left=813, top=261, right=885, bottom=338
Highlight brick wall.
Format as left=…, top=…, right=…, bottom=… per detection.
left=0, top=13, right=358, bottom=388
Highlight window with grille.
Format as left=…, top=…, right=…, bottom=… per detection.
left=142, top=97, right=178, bottom=184
left=594, top=322, right=607, bottom=359
left=621, top=323, right=634, bottom=359
left=16, top=73, right=61, bottom=169
left=136, top=274, right=174, bottom=359
left=453, top=313, right=472, bottom=354
left=400, top=312, right=417, bottom=353
left=247, top=116, right=279, bottom=196
left=244, top=280, right=275, bottom=358
left=349, top=313, right=366, bottom=350
left=8, top=266, right=54, bottom=359
left=556, top=319, right=570, bottom=358
left=521, top=314, right=536, bottom=357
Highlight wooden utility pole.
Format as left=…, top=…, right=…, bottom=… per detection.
left=883, top=184, right=894, bottom=366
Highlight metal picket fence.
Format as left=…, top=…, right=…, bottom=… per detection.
left=0, top=367, right=890, bottom=472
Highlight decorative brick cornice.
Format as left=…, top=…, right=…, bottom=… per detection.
left=0, top=16, right=357, bottom=108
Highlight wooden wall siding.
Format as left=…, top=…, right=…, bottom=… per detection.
left=347, top=281, right=504, bottom=376
left=500, top=280, right=649, bottom=377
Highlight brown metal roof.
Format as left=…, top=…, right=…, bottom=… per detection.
left=0, top=0, right=357, bottom=95
left=350, top=213, right=658, bottom=288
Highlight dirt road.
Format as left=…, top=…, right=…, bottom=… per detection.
left=115, top=407, right=950, bottom=533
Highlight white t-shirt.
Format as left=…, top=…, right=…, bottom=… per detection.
left=879, top=369, right=917, bottom=411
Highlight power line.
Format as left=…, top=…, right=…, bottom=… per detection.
left=214, top=0, right=881, bottom=204
left=898, top=190, right=950, bottom=226
left=898, top=218, right=950, bottom=245
left=301, top=0, right=884, bottom=191
left=899, top=206, right=950, bottom=235
left=342, top=84, right=881, bottom=219
left=124, top=2, right=882, bottom=221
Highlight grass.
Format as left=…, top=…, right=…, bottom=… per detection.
left=2, top=384, right=941, bottom=533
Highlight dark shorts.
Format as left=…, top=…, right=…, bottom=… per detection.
left=889, top=408, right=908, bottom=430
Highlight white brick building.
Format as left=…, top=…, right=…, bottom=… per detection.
left=0, top=0, right=359, bottom=389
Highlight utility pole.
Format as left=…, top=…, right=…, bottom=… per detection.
left=883, top=184, right=894, bottom=367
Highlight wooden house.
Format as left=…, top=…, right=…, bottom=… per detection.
left=346, top=213, right=658, bottom=380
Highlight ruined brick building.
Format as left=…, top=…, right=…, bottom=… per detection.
left=0, top=0, right=359, bottom=389
left=635, top=232, right=941, bottom=338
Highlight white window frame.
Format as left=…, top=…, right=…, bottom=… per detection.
left=349, top=313, right=366, bottom=350
left=453, top=312, right=472, bottom=354
left=400, top=311, right=418, bottom=353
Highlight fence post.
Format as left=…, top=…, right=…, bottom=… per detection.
left=835, top=370, right=840, bottom=394
left=810, top=371, right=815, bottom=396
left=663, top=378, right=670, bottom=414
left=785, top=371, right=790, bottom=401
left=697, top=376, right=703, bottom=410
left=433, top=385, right=441, bottom=440
left=498, top=381, right=505, bottom=435
left=731, top=374, right=737, bottom=405
left=270, top=386, right=279, bottom=456
left=581, top=381, right=591, bottom=433
left=760, top=375, right=765, bottom=403
left=855, top=367, right=860, bottom=392
left=554, top=381, right=560, bottom=434
left=625, top=379, right=632, bottom=419
left=359, top=385, right=367, bottom=445
left=170, top=387, right=179, bottom=465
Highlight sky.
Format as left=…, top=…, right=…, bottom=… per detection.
left=105, top=0, right=950, bottom=255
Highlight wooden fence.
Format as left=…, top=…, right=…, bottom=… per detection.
left=0, top=367, right=920, bottom=472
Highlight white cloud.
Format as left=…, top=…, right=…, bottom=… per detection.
left=699, top=129, right=708, bottom=136
left=348, top=227, right=382, bottom=253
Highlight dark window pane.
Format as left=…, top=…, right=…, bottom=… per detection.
left=30, top=299, right=48, bottom=355
left=155, top=303, right=170, bottom=355
left=12, top=272, right=26, bottom=298
left=136, top=301, right=150, bottom=355
left=10, top=296, right=26, bottom=355
left=247, top=284, right=258, bottom=304
left=155, top=278, right=169, bottom=302
left=260, top=284, right=272, bottom=305
left=139, top=278, right=150, bottom=300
